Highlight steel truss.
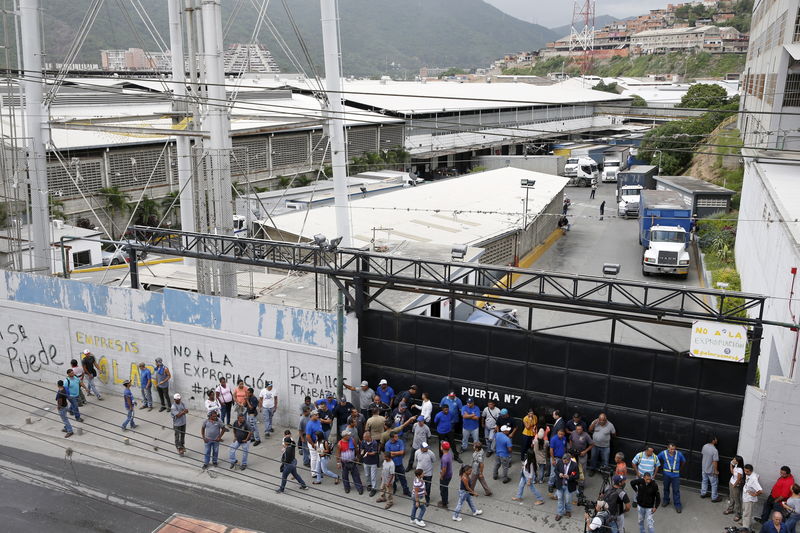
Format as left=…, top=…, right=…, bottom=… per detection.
left=126, top=226, right=766, bottom=327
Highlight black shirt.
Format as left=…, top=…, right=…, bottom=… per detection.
left=282, top=439, right=297, bottom=463
left=232, top=420, right=251, bottom=443
left=56, top=389, right=68, bottom=408
left=246, top=396, right=259, bottom=415
left=334, top=402, right=354, bottom=427
left=630, top=478, right=661, bottom=509
left=368, top=400, right=390, bottom=417
left=82, top=355, right=97, bottom=377
left=602, top=486, right=631, bottom=517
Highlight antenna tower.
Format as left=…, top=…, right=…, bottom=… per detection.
left=569, top=0, right=596, bottom=76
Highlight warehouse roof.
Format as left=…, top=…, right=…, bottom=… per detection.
left=655, top=176, right=735, bottom=195
left=260, top=167, right=569, bottom=248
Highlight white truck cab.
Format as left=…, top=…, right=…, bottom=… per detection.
left=602, top=159, right=621, bottom=182
left=617, top=185, right=643, bottom=218
left=564, top=156, right=599, bottom=187
left=642, top=226, right=690, bottom=278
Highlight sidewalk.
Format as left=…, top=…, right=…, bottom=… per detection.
left=0, top=373, right=740, bottom=533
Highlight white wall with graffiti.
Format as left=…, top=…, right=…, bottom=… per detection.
left=0, top=271, right=358, bottom=426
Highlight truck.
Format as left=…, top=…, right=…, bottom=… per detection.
left=601, top=146, right=631, bottom=182
left=639, top=190, right=693, bottom=279
left=564, top=156, right=600, bottom=187
left=616, top=165, right=658, bottom=218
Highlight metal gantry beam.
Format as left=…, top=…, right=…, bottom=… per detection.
left=126, top=226, right=767, bottom=327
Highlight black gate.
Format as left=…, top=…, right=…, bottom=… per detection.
left=361, top=310, right=747, bottom=486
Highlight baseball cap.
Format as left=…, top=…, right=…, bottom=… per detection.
left=501, top=425, right=511, bottom=432
left=500, top=408, right=508, bottom=415
left=173, top=393, right=181, bottom=400
left=448, top=391, right=456, bottom=397
left=441, top=441, right=450, bottom=450
left=613, top=475, right=626, bottom=485
left=326, top=391, right=334, bottom=398
left=82, top=349, right=91, bottom=355
left=361, top=380, right=369, bottom=387
left=379, top=379, right=388, bottom=385
left=421, top=442, right=429, bottom=449
left=467, top=398, right=474, bottom=403
left=122, top=379, right=131, bottom=386
left=310, top=409, right=319, bottom=416
left=155, top=357, right=163, bottom=364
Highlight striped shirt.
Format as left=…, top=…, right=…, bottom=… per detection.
left=633, top=452, right=660, bottom=475
left=413, top=477, right=426, bottom=498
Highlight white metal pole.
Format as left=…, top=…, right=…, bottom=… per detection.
left=19, top=0, right=50, bottom=271
left=168, top=0, right=196, bottom=264
left=320, top=0, right=352, bottom=247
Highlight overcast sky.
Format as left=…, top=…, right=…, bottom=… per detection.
left=485, top=0, right=672, bottom=28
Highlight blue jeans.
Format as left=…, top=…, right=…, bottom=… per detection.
left=590, top=446, right=610, bottom=471
left=555, top=486, right=573, bottom=516
left=609, top=515, right=625, bottom=533
left=453, top=489, right=477, bottom=518
left=462, top=427, right=479, bottom=450
left=85, top=375, right=102, bottom=399
left=485, top=427, right=496, bottom=452
left=278, top=459, right=306, bottom=491
left=246, top=414, right=261, bottom=442
left=220, top=402, right=232, bottom=425
left=204, top=441, right=220, bottom=465
left=701, top=472, right=719, bottom=499
left=140, top=386, right=152, bottom=408
left=58, top=407, right=73, bottom=433
left=229, top=440, right=250, bottom=466
left=548, top=462, right=557, bottom=489
left=317, top=455, right=339, bottom=480
left=663, top=474, right=682, bottom=509
left=536, top=462, right=547, bottom=483
left=262, top=407, right=274, bottom=433
left=121, top=409, right=136, bottom=429
left=785, top=513, right=799, bottom=533
left=516, top=473, right=544, bottom=500
left=411, top=501, right=427, bottom=521
left=637, top=507, right=655, bottom=533
left=67, top=396, right=81, bottom=419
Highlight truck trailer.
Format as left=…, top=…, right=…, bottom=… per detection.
left=638, top=190, right=693, bottom=278
left=616, top=165, right=658, bottom=218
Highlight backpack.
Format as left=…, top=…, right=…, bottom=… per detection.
left=602, top=487, right=624, bottom=517
left=595, top=510, right=611, bottom=528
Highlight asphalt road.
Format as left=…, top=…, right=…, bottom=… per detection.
left=0, top=444, right=364, bottom=533
left=517, top=180, right=705, bottom=352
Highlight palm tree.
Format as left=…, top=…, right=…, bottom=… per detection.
left=98, top=186, right=128, bottom=238
left=128, top=195, right=161, bottom=227
left=161, top=190, right=180, bottom=228
left=49, top=196, right=66, bottom=220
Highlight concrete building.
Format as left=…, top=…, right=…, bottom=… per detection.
left=631, top=25, right=727, bottom=54
left=654, top=175, right=735, bottom=217
left=0, top=220, right=102, bottom=274
left=735, top=0, right=800, bottom=493
left=100, top=48, right=171, bottom=71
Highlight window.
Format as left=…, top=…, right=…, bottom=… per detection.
left=72, top=250, right=92, bottom=268
left=784, top=74, right=800, bottom=107
left=794, top=7, right=800, bottom=43
left=696, top=197, right=728, bottom=208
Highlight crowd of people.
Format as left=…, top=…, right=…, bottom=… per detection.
left=54, top=359, right=800, bottom=532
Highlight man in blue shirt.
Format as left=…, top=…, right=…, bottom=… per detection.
left=305, top=410, right=323, bottom=481
left=137, top=362, right=153, bottom=410
left=658, top=442, right=686, bottom=513
left=493, top=424, right=513, bottom=483
left=64, top=368, right=84, bottom=422
left=549, top=428, right=568, bottom=493
left=439, top=392, right=463, bottom=427
left=385, top=431, right=411, bottom=496
left=121, top=379, right=137, bottom=430
left=376, top=379, right=395, bottom=406
left=316, top=401, right=333, bottom=439
left=461, top=398, right=481, bottom=452
left=434, top=405, right=460, bottom=462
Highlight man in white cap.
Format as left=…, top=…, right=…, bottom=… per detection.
left=376, top=379, right=395, bottom=407
left=414, top=441, right=437, bottom=505
left=493, top=425, right=513, bottom=483
left=344, top=379, right=375, bottom=419
left=408, top=415, right=432, bottom=472
left=258, top=381, right=277, bottom=437
left=170, top=392, right=189, bottom=456
left=81, top=350, right=102, bottom=401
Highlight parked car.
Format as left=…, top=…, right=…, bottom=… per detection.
left=465, top=305, right=521, bottom=329
left=101, top=249, right=130, bottom=266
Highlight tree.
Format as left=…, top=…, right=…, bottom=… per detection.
left=49, top=196, right=66, bottom=220
left=679, top=83, right=729, bottom=109
left=630, top=94, right=647, bottom=107
left=75, top=217, right=94, bottom=230
left=438, top=68, right=468, bottom=78
left=160, top=191, right=180, bottom=228
left=128, top=194, right=160, bottom=227
left=98, top=186, right=128, bottom=238
left=592, top=81, right=619, bottom=94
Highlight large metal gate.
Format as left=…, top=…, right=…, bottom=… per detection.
left=361, top=309, right=747, bottom=485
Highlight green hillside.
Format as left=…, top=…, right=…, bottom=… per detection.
left=13, top=0, right=556, bottom=76
left=505, top=52, right=746, bottom=80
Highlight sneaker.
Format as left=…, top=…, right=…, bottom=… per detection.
left=64, top=432, right=73, bottom=438
left=230, top=461, right=238, bottom=469
left=121, top=426, right=127, bottom=431
left=700, top=494, right=709, bottom=499
left=300, top=485, right=308, bottom=490
left=131, top=424, right=137, bottom=429
left=452, top=516, right=462, bottom=522
left=240, top=465, right=247, bottom=471
left=473, top=510, right=483, bottom=516
left=369, top=489, right=377, bottom=497
left=676, top=508, right=682, bottom=514
left=415, top=519, right=426, bottom=527
left=212, top=462, right=218, bottom=467
left=62, top=428, right=68, bottom=433
left=202, top=464, right=208, bottom=470
left=252, top=441, right=260, bottom=447
left=159, top=407, right=166, bottom=412
left=555, top=515, right=562, bottom=521
left=275, top=489, right=284, bottom=494
left=711, top=497, right=722, bottom=503
left=76, top=418, right=84, bottom=422
left=410, top=519, right=416, bottom=525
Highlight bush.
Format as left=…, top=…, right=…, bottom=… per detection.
left=711, top=268, right=746, bottom=317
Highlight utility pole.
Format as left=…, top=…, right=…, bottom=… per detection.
left=320, top=0, right=352, bottom=247
left=168, top=0, right=196, bottom=262
left=19, top=0, right=50, bottom=272
left=200, top=0, right=236, bottom=297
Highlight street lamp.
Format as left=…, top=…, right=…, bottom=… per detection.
left=653, top=149, right=663, bottom=176
left=520, top=179, right=536, bottom=227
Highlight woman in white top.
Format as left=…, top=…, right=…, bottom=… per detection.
left=314, top=431, right=340, bottom=484
left=412, top=392, right=432, bottom=422
left=204, top=390, right=221, bottom=416
left=215, top=377, right=234, bottom=425
left=725, top=455, right=745, bottom=520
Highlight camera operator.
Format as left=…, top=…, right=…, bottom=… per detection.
left=602, top=475, right=632, bottom=533
left=585, top=500, right=612, bottom=531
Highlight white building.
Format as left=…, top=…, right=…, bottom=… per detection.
left=631, top=25, right=726, bottom=54
left=0, top=221, right=102, bottom=274
left=223, top=44, right=280, bottom=74
left=735, top=0, right=800, bottom=492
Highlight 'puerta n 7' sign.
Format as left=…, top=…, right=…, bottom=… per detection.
left=689, top=320, right=748, bottom=363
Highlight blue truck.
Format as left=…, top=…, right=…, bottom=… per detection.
left=639, top=190, right=693, bottom=279
left=616, top=165, right=659, bottom=218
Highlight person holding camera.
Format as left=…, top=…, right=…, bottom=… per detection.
left=586, top=500, right=613, bottom=531
left=603, top=475, right=632, bottom=533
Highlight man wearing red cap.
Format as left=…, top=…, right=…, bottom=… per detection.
left=438, top=440, right=454, bottom=509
